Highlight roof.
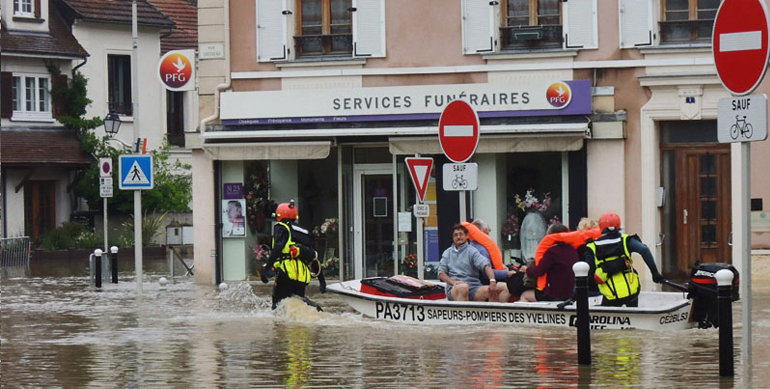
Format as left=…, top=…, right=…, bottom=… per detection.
left=0, top=11, right=88, bottom=58
left=1, top=128, right=94, bottom=167
left=148, top=0, right=197, bottom=53
left=57, top=0, right=175, bottom=29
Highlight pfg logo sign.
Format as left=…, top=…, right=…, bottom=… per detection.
left=157, top=49, right=195, bottom=91
left=546, top=81, right=572, bottom=108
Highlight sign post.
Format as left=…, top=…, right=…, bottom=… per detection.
left=438, top=100, right=480, bottom=222
left=406, top=157, right=433, bottom=280
left=99, top=158, right=113, bottom=258
left=119, top=154, right=154, bottom=294
left=713, top=0, right=770, bottom=362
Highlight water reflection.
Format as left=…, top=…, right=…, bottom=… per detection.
left=2, top=263, right=770, bottom=388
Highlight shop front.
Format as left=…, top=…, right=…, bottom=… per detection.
left=199, top=80, right=595, bottom=282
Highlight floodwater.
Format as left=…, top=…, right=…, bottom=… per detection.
left=2, top=260, right=770, bottom=388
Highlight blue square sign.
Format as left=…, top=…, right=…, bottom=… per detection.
left=119, top=155, right=154, bottom=190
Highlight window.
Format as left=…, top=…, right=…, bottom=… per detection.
left=11, top=74, right=51, bottom=120
left=295, top=0, right=353, bottom=58
left=501, top=0, right=562, bottom=49
left=660, top=0, right=719, bottom=43
left=108, top=55, right=132, bottom=116
left=13, top=0, right=34, bottom=16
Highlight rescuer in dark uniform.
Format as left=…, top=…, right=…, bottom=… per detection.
left=264, top=200, right=325, bottom=310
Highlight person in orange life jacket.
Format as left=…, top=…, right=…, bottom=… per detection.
left=583, top=212, right=664, bottom=307
left=266, top=200, right=326, bottom=310
left=464, top=219, right=519, bottom=302
left=518, top=223, right=579, bottom=302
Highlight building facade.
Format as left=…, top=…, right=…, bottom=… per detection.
left=193, top=0, right=770, bottom=286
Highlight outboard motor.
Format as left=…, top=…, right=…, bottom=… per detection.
left=688, top=262, right=739, bottom=329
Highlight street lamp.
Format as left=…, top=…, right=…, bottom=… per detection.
left=103, top=112, right=122, bottom=136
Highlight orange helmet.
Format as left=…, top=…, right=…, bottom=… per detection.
left=275, top=200, right=298, bottom=221
left=599, top=212, right=621, bottom=230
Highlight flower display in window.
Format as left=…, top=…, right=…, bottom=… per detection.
left=501, top=213, right=520, bottom=240
left=312, top=218, right=339, bottom=237
left=245, top=172, right=275, bottom=233
left=322, top=256, right=339, bottom=277
left=515, top=189, right=552, bottom=213
left=402, top=253, right=417, bottom=277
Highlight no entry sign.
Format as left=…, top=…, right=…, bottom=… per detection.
left=438, top=100, right=480, bottom=163
left=713, top=0, right=770, bottom=95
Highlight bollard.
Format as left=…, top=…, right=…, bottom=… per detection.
left=716, top=269, right=734, bottom=377
left=94, top=249, right=103, bottom=288
left=111, top=246, right=119, bottom=284
left=573, top=261, right=591, bottom=365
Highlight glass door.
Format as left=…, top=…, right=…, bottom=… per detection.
left=353, top=164, right=394, bottom=279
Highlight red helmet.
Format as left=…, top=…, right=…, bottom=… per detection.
left=275, top=200, right=298, bottom=222
left=599, top=212, right=621, bottom=230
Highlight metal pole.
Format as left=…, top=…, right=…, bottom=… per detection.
left=94, top=249, right=103, bottom=288
left=717, top=269, right=735, bottom=377
left=730, top=142, right=751, bottom=361
left=573, top=261, right=591, bottom=365
left=459, top=191, right=466, bottom=222
left=103, top=198, right=108, bottom=253
left=132, top=0, right=143, bottom=294
left=111, top=246, right=118, bottom=283
left=417, top=216, right=424, bottom=280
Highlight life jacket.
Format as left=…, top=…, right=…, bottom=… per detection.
left=461, top=221, right=505, bottom=270
left=586, top=230, right=640, bottom=301
left=533, top=228, right=601, bottom=291
left=272, top=222, right=311, bottom=284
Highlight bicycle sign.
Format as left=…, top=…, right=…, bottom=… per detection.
left=717, top=94, right=768, bottom=143
left=442, top=163, right=478, bottom=191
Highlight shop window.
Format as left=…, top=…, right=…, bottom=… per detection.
left=11, top=74, right=51, bottom=121
left=166, top=90, right=185, bottom=147
left=108, top=54, right=132, bottom=116
left=660, top=0, right=719, bottom=43
left=295, top=0, right=353, bottom=58
left=501, top=0, right=563, bottom=49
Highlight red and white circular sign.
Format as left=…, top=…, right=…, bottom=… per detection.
left=713, top=0, right=770, bottom=95
left=438, top=100, right=480, bottom=163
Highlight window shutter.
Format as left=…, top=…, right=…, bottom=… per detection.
left=14, top=0, right=18, bottom=13
left=563, top=0, right=597, bottom=49
left=619, top=0, right=653, bottom=48
left=52, top=75, right=68, bottom=118
left=462, top=0, right=495, bottom=54
left=352, top=0, right=386, bottom=58
left=1, top=72, right=12, bottom=118
left=256, top=0, right=288, bottom=62
left=34, top=0, right=40, bottom=18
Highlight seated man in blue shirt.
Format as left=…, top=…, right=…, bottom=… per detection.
left=438, top=224, right=500, bottom=302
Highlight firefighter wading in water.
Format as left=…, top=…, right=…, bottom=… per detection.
left=264, top=200, right=326, bottom=310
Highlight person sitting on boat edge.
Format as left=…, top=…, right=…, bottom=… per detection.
left=518, top=223, right=578, bottom=302
left=583, top=212, right=665, bottom=307
left=266, top=200, right=326, bottom=310
left=438, top=224, right=500, bottom=302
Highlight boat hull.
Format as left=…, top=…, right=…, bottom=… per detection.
left=328, top=280, right=696, bottom=331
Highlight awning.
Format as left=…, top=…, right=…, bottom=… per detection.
left=202, top=141, right=331, bottom=160
left=389, top=123, right=588, bottom=155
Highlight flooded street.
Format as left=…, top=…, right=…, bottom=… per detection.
left=2, top=262, right=770, bottom=388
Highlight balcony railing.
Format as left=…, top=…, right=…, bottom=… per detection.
left=500, top=25, right=563, bottom=50
left=294, top=34, right=353, bottom=58
left=659, top=19, right=714, bottom=43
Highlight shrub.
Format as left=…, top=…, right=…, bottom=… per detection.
left=38, top=222, right=85, bottom=250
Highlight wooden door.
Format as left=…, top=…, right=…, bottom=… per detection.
left=675, top=148, right=732, bottom=274
left=24, top=181, right=56, bottom=239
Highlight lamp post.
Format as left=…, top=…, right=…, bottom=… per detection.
left=131, top=0, right=144, bottom=294
left=102, top=113, right=122, bottom=267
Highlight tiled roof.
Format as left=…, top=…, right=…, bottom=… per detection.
left=0, top=11, right=88, bottom=58
left=1, top=128, right=94, bottom=167
left=148, top=0, right=197, bottom=53
left=58, top=0, right=175, bottom=29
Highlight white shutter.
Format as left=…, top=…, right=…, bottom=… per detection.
left=353, top=0, right=386, bottom=58
left=256, top=0, right=288, bottom=62
left=462, top=0, right=496, bottom=54
left=619, top=0, right=653, bottom=48
left=563, top=0, right=597, bottom=49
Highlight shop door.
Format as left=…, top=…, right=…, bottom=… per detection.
left=24, top=181, right=56, bottom=240
left=353, top=165, right=394, bottom=279
left=674, top=148, right=732, bottom=274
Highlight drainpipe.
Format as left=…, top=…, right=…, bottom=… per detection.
left=72, top=56, right=88, bottom=79
left=199, top=0, right=231, bottom=133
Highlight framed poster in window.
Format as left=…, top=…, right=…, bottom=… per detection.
left=373, top=197, right=388, bottom=217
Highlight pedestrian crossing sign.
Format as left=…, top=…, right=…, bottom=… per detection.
left=119, top=155, right=154, bottom=190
